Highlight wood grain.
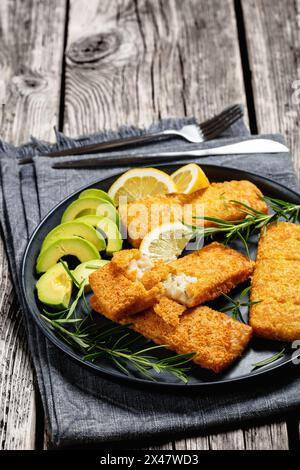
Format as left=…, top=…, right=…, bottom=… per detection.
left=0, top=0, right=66, bottom=144
left=174, top=423, right=290, bottom=450
left=0, top=0, right=66, bottom=449
left=244, top=422, right=289, bottom=450
left=64, top=0, right=246, bottom=136
left=174, top=437, right=209, bottom=450
left=242, top=0, right=300, bottom=178
left=0, top=237, right=36, bottom=449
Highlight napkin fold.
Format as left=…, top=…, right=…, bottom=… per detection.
left=1, top=108, right=300, bottom=448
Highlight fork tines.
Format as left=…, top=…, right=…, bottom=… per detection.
left=200, top=104, right=243, bottom=140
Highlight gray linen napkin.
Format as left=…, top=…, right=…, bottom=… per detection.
left=1, top=111, right=300, bottom=448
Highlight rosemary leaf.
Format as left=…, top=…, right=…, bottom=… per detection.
left=60, top=259, right=80, bottom=288
left=41, top=308, right=194, bottom=382
left=188, top=196, right=300, bottom=255
left=66, top=281, right=86, bottom=319
left=220, top=287, right=260, bottom=324
left=251, top=349, right=286, bottom=370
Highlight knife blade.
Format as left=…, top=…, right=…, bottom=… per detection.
left=50, top=139, right=289, bottom=169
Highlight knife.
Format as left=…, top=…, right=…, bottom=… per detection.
left=50, top=139, right=289, bottom=169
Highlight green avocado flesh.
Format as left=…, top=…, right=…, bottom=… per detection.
left=41, top=221, right=106, bottom=252
left=61, top=197, right=118, bottom=224
left=78, top=216, right=122, bottom=255
left=76, top=215, right=109, bottom=227
left=96, top=217, right=123, bottom=255
left=36, top=237, right=100, bottom=273
left=36, top=263, right=72, bottom=310
left=72, top=259, right=109, bottom=291
left=79, top=188, right=114, bottom=206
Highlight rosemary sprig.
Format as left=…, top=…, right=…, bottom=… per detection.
left=220, top=286, right=261, bottom=323
left=44, top=314, right=194, bottom=382
left=60, top=259, right=80, bottom=287
left=42, top=264, right=195, bottom=382
left=190, top=196, right=300, bottom=256
left=251, top=349, right=286, bottom=370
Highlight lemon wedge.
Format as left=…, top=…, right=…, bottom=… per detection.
left=108, top=168, right=177, bottom=206
left=139, top=222, right=193, bottom=263
left=171, top=163, right=209, bottom=194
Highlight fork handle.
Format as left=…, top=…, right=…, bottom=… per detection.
left=45, top=130, right=176, bottom=157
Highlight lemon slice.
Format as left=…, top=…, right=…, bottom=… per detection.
left=108, top=168, right=177, bottom=206
left=171, top=163, right=209, bottom=194
left=139, top=222, right=193, bottom=263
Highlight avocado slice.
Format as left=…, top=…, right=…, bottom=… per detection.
left=36, top=236, right=100, bottom=273
left=61, top=197, right=118, bottom=224
left=36, top=262, right=72, bottom=310
left=41, top=221, right=106, bottom=252
left=96, top=217, right=123, bottom=255
left=76, top=216, right=122, bottom=255
left=79, top=188, right=114, bottom=206
left=76, top=215, right=107, bottom=226
left=72, top=259, right=109, bottom=291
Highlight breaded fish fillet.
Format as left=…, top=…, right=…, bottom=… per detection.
left=89, top=249, right=173, bottom=322
left=167, top=242, right=255, bottom=307
left=89, top=243, right=254, bottom=321
left=118, top=193, right=186, bottom=248
left=256, top=221, right=300, bottom=261
left=91, top=296, right=252, bottom=373
left=190, top=179, right=267, bottom=224
left=250, top=222, right=300, bottom=341
left=89, top=260, right=161, bottom=322
left=153, top=297, right=187, bottom=327
left=119, top=180, right=268, bottom=247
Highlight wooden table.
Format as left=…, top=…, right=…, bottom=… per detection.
left=0, top=0, right=299, bottom=450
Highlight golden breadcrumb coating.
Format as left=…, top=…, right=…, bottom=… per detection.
left=118, top=193, right=186, bottom=248
left=153, top=297, right=187, bottom=326
left=169, top=242, right=255, bottom=307
left=190, top=180, right=267, bottom=226
left=119, top=180, right=268, bottom=247
left=89, top=262, right=160, bottom=321
left=256, top=221, right=300, bottom=262
left=91, top=296, right=252, bottom=373
left=140, top=263, right=175, bottom=290
left=110, top=248, right=174, bottom=287
left=111, top=249, right=140, bottom=273
left=250, top=222, right=300, bottom=341
left=90, top=243, right=254, bottom=321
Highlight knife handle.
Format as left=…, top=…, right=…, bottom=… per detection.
left=45, top=131, right=173, bottom=157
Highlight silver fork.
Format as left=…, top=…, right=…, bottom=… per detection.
left=43, top=104, right=243, bottom=158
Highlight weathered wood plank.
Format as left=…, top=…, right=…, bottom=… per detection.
left=0, top=0, right=67, bottom=450
left=174, top=423, right=290, bottom=450
left=147, top=442, right=173, bottom=450
left=0, top=238, right=36, bottom=450
left=208, top=430, right=245, bottom=450
left=242, top=0, right=300, bottom=177
left=0, top=0, right=67, bottom=144
left=244, top=422, right=289, bottom=450
left=174, top=437, right=209, bottom=450
left=64, top=0, right=246, bottom=136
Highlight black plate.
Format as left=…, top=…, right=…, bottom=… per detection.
left=21, top=165, right=300, bottom=388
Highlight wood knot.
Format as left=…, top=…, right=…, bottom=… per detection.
left=23, top=77, right=42, bottom=88
left=67, top=32, right=120, bottom=65
left=11, top=74, right=47, bottom=94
